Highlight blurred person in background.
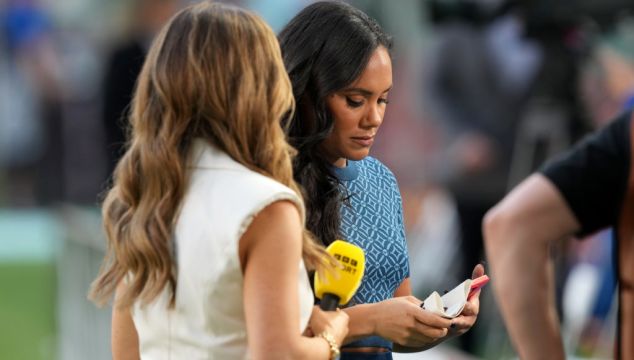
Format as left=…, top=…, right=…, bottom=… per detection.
left=102, top=0, right=179, bottom=182
left=484, top=19, right=634, bottom=359
left=0, top=0, right=63, bottom=205
left=279, top=2, right=484, bottom=359
left=557, top=22, right=634, bottom=356
left=423, top=0, right=543, bottom=353
left=89, top=2, right=349, bottom=358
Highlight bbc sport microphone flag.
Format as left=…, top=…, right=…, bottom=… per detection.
left=314, top=240, right=365, bottom=309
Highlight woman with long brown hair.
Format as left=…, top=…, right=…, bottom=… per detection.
left=89, top=2, right=347, bottom=359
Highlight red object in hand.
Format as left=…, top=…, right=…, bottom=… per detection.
left=468, top=274, right=489, bottom=300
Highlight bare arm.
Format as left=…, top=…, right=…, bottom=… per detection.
left=241, top=200, right=347, bottom=360
left=111, top=285, right=140, bottom=360
left=340, top=278, right=414, bottom=343
left=483, top=174, right=580, bottom=359
left=393, top=277, right=412, bottom=297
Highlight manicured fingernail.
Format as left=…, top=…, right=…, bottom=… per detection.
left=420, top=301, right=425, bottom=308
left=450, top=323, right=456, bottom=329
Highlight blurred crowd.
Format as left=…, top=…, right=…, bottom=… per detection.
left=1, top=0, right=633, bottom=359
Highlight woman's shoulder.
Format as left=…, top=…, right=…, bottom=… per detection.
left=180, top=142, right=304, bottom=242
left=188, top=139, right=302, bottom=208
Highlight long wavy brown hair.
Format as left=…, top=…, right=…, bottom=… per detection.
left=89, top=1, right=325, bottom=309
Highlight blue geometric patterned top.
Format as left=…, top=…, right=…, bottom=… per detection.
left=332, top=157, right=410, bottom=357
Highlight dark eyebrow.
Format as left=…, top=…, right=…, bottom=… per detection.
left=343, top=86, right=393, bottom=97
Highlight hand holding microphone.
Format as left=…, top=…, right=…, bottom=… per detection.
left=308, top=240, right=364, bottom=358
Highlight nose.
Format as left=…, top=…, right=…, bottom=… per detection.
left=362, top=103, right=383, bottom=128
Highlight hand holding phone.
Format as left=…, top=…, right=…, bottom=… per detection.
left=420, top=274, right=490, bottom=318
left=468, top=274, right=489, bottom=300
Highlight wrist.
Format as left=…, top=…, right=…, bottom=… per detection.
left=319, top=331, right=341, bottom=360
left=342, top=303, right=378, bottom=339
left=366, top=302, right=380, bottom=336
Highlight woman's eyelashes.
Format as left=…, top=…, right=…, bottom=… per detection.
left=345, top=96, right=390, bottom=108
left=346, top=97, right=364, bottom=108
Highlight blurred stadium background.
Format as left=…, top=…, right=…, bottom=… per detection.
left=1, top=0, right=633, bottom=359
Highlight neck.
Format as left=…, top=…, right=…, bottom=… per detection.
left=332, top=158, right=347, bottom=168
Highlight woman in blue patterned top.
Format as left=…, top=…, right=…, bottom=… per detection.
left=279, top=2, right=484, bottom=359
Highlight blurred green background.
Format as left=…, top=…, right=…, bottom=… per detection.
left=1, top=0, right=632, bottom=359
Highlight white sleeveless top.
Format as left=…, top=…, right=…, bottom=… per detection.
left=132, top=139, right=314, bottom=359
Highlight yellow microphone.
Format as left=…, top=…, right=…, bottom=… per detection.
left=314, top=240, right=365, bottom=311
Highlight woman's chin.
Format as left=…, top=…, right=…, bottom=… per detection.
left=347, top=150, right=371, bottom=161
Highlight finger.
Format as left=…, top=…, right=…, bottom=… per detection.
left=451, top=315, right=475, bottom=330
left=472, top=263, right=485, bottom=279
left=469, top=291, right=481, bottom=305
left=404, top=295, right=423, bottom=306
left=461, top=302, right=475, bottom=316
left=412, top=320, right=449, bottom=340
left=469, top=290, right=482, bottom=308
left=461, top=299, right=479, bottom=317
left=337, top=311, right=349, bottom=321
left=413, top=309, right=453, bottom=329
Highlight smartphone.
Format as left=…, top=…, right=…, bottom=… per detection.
left=467, top=274, right=489, bottom=300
